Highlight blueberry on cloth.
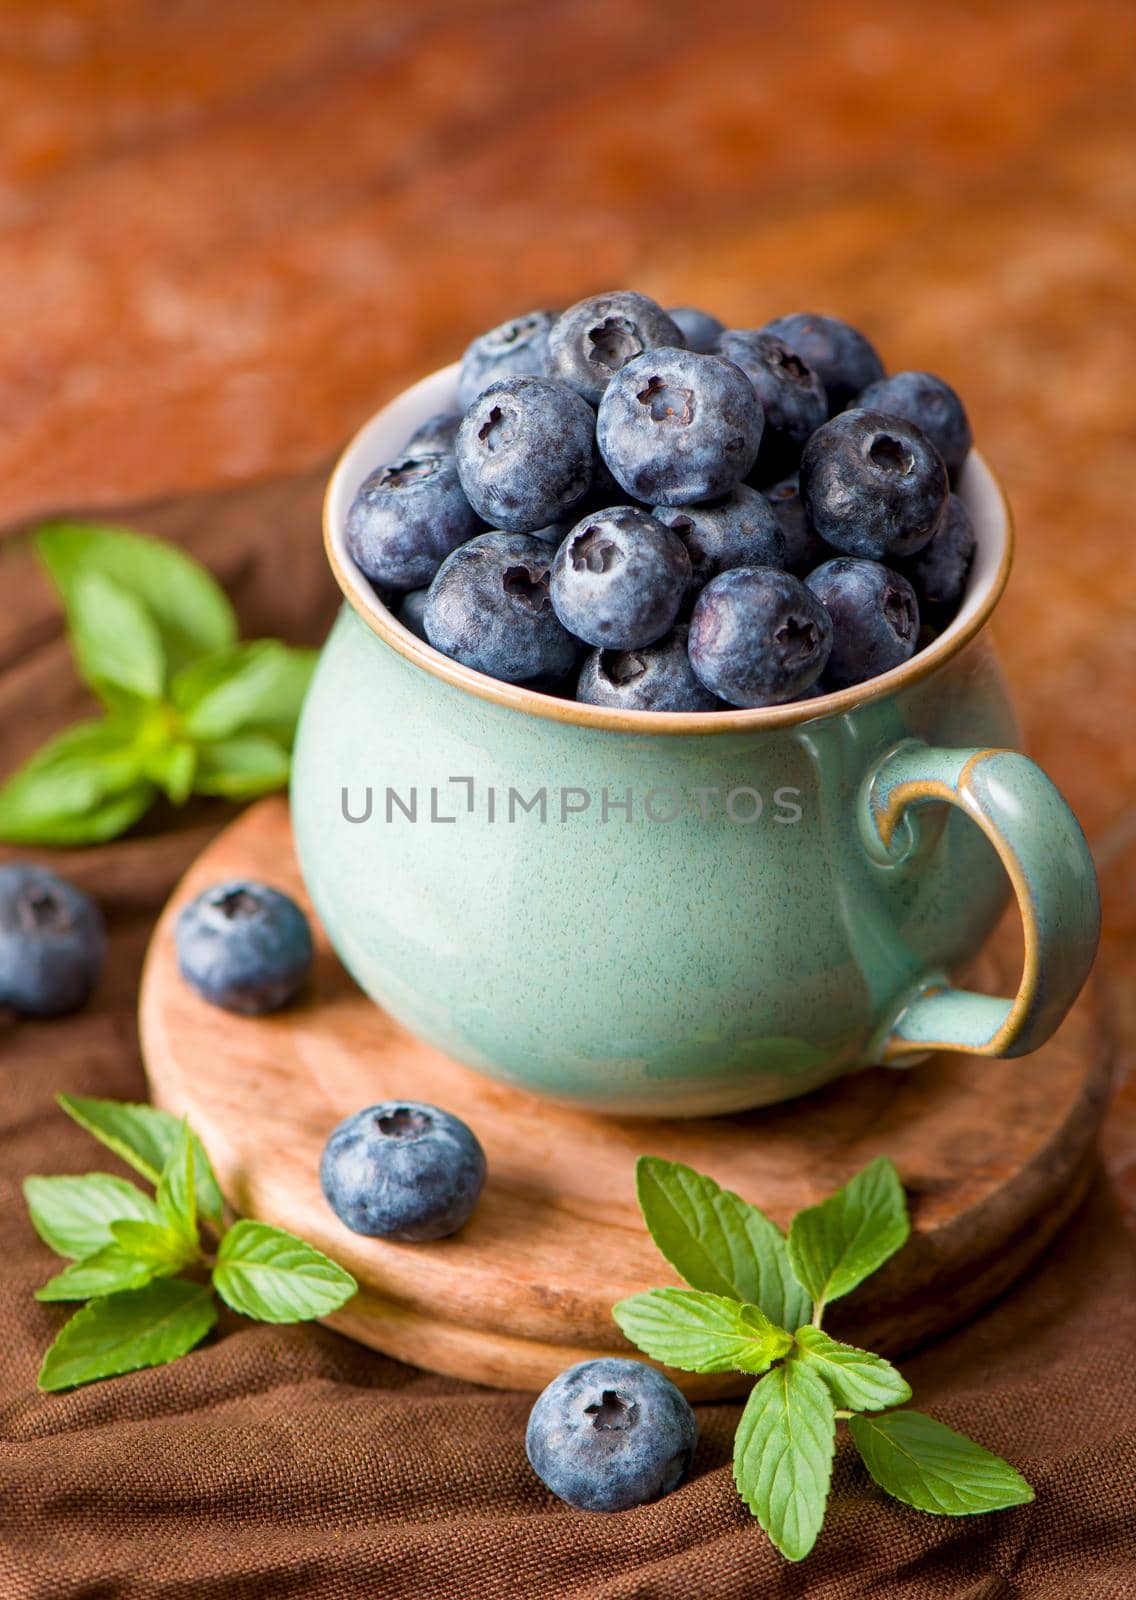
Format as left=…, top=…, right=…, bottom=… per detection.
left=546, top=291, right=684, bottom=405
left=424, top=532, right=578, bottom=684
left=346, top=453, right=481, bottom=589
left=176, top=880, right=313, bottom=1015
left=456, top=377, right=595, bottom=533
left=0, top=865, right=104, bottom=1017
left=550, top=507, right=691, bottom=651
left=799, top=408, right=948, bottom=561
left=320, top=1101, right=486, bottom=1242
left=457, top=310, right=556, bottom=409
left=805, top=557, right=920, bottom=688
left=526, top=1357, right=698, bottom=1512
left=688, top=566, right=833, bottom=708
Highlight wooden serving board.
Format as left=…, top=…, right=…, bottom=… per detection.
left=140, top=796, right=1111, bottom=1397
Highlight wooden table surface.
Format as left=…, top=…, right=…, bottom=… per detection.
left=1, top=0, right=1133, bottom=1206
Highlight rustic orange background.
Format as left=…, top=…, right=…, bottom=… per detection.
left=0, top=0, right=1133, bottom=1197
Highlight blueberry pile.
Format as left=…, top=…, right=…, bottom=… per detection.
left=347, top=295, right=976, bottom=711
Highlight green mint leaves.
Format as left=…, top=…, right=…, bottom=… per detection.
left=616, top=1154, right=1032, bottom=1562
left=0, top=522, right=316, bottom=846
left=26, top=1097, right=357, bottom=1392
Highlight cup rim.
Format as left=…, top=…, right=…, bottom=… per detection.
left=323, top=362, right=1013, bottom=735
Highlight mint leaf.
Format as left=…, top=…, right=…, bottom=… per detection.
left=734, top=1360, right=836, bottom=1562
left=66, top=569, right=166, bottom=702
left=212, top=1220, right=356, bottom=1323
left=36, top=1280, right=218, bottom=1392
left=172, top=641, right=317, bottom=742
left=0, top=719, right=153, bottom=846
left=143, top=739, right=197, bottom=805
left=23, top=1174, right=163, bottom=1260
left=613, top=1287, right=793, bottom=1374
left=635, top=1157, right=810, bottom=1330
left=56, top=1095, right=225, bottom=1228
left=793, top=1326, right=912, bottom=1412
left=35, top=1247, right=155, bottom=1302
left=156, top=1122, right=198, bottom=1245
left=194, top=734, right=290, bottom=799
left=110, top=1219, right=197, bottom=1273
left=787, top=1156, right=909, bottom=1315
left=849, top=1411, right=1033, bottom=1515
left=36, top=522, right=237, bottom=675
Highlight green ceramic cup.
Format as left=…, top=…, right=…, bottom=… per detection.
left=292, top=366, right=1100, bottom=1116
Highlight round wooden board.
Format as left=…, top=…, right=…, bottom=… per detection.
left=140, top=796, right=1111, bottom=1397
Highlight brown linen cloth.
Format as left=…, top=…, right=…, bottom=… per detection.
left=1, top=473, right=1134, bottom=1598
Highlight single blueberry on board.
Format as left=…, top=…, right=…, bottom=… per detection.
left=762, top=473, right=828, bottom=574
left=653, top=483, right=785, bottom=589
left=895, top=492, right=976, bottom=622
left=401, top=411, right=462, bottom=457
left=176, top=880, right=313, bottom=1015
left=716, top=329, right=828, bottom=481
left=688, top=566, right=833, bottom=707
left=346, top=453, right=482, bottom=590
left=526, top=1357, right=698, bottom=1512
left=396, top=587, right=430, bottom=641
left=762, top=312, right=885, bottom=413
left=856, top=370, right=972, bottom=476
left=546, top=291, right=684, bottom=405
left=424, top=532, right=579, bottom=684
left=320, top=1101, right=486, bottom=1242
left=800, top=408, right=948, bottom=561
left=666, top=304, right=725, bottom=353
left=805, top=557, right=920, bottom=687
left=596, top=348, right=763, bottom=505
left=576, top=625, right=719, bottom=712
left=457, top=310, right=556, bottom=409
left=0, top=865, right=105, bottom=1017
left=456, top=377, right=595, bottom=533
left=550, top=507, right=691, bottom=650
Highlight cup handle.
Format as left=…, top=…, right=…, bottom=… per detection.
left=860, top=741, right=1100, bottom=1061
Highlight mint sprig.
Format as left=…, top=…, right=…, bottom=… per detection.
left=615, top=1154, right=1033, bottom=1562
left=25, top=1097, right=357, bottom=1392
left=0, top=523, right=316, bottom=845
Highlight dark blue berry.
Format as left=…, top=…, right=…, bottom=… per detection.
left=0, top=865, right=104, bottom=1017
left=550, top=507, right=691, bottom=650
left=805, top=558, right=920, bottom=687
left=688, top=566, right=833, bottom=707
left=176, top=880, right=313, bottom=1015
left=402, top=411, right=462, bottom=457
left=762, top=313, right=885, bottom=413
left=546, top=292, right=684, bottom=405
left=526, top=1358, right=697, bottom=1512
left=346, top=453, right=481, bottom=589
left=320, top=1101, right=486, bottom=1242
left=397, top=587, right=429, bottom=641
left=800, top=408, right=948, bottom=560
left=576, top=625, right=719, bottom=711
left=895, top=492, right=976, bottom=622
left=457, top=311, right=555, bottom=409
left=717, top=329, right=828, bottom=481
left=456, top=377, right=595, bottom=533
left=424, top=532, right=578, bottom=684
left=596, top=348, right=763, bottom=505
left=666, top=304, right=725, bottom=353
left=527, top=519, right=574, bottom=548
left=762, top=474, right=828, bottom=574
left=856, top=370, right=972, bottom=476
left=654, top=483, right=785, bottom=588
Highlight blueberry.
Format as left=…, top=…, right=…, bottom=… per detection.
left=402, top=411, right=462, bottom=457
left=320, top=1100, right=486, bottom=1242
left=396, top=587, right=429, bottom=641
left=346, top=453, right=481, bottom=589
left=688, top=566, right=833, bottom=707
left=856, top=370, right=972, bottom=476
left=456, top=377, right=595, bottom=533
left=666, top=304, right=725, bottom=353
left=424, top=532, right=578, bottom=683
left=800, top=408, right=948, bottom=560
left=577, top=626, right=719, bottom=711
left=457, top=310, right=556, bottom=409
left=0, top=865, right=104, bottom=1017
left=805, top=558, right=920, bottom=687
left=550, top=507, right=691, bottom=650
left=596, top=348, right=763, bottom=505
left=653, top=483, right=785, bottom=589
left=525, top=1358, right=697, bottom=1512
left=762, top=313, right=885, bottom=413
left=527, top=519, right=574, bottom=548
left=762, top=474, right=828, bottom=574
left=716, top=329, right=828, bottom=480
left=546, top=291, right=684, bottom=405
left=176, top=880, right=313, bottom=1015
left=895, top=492, right=976, bottom=622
